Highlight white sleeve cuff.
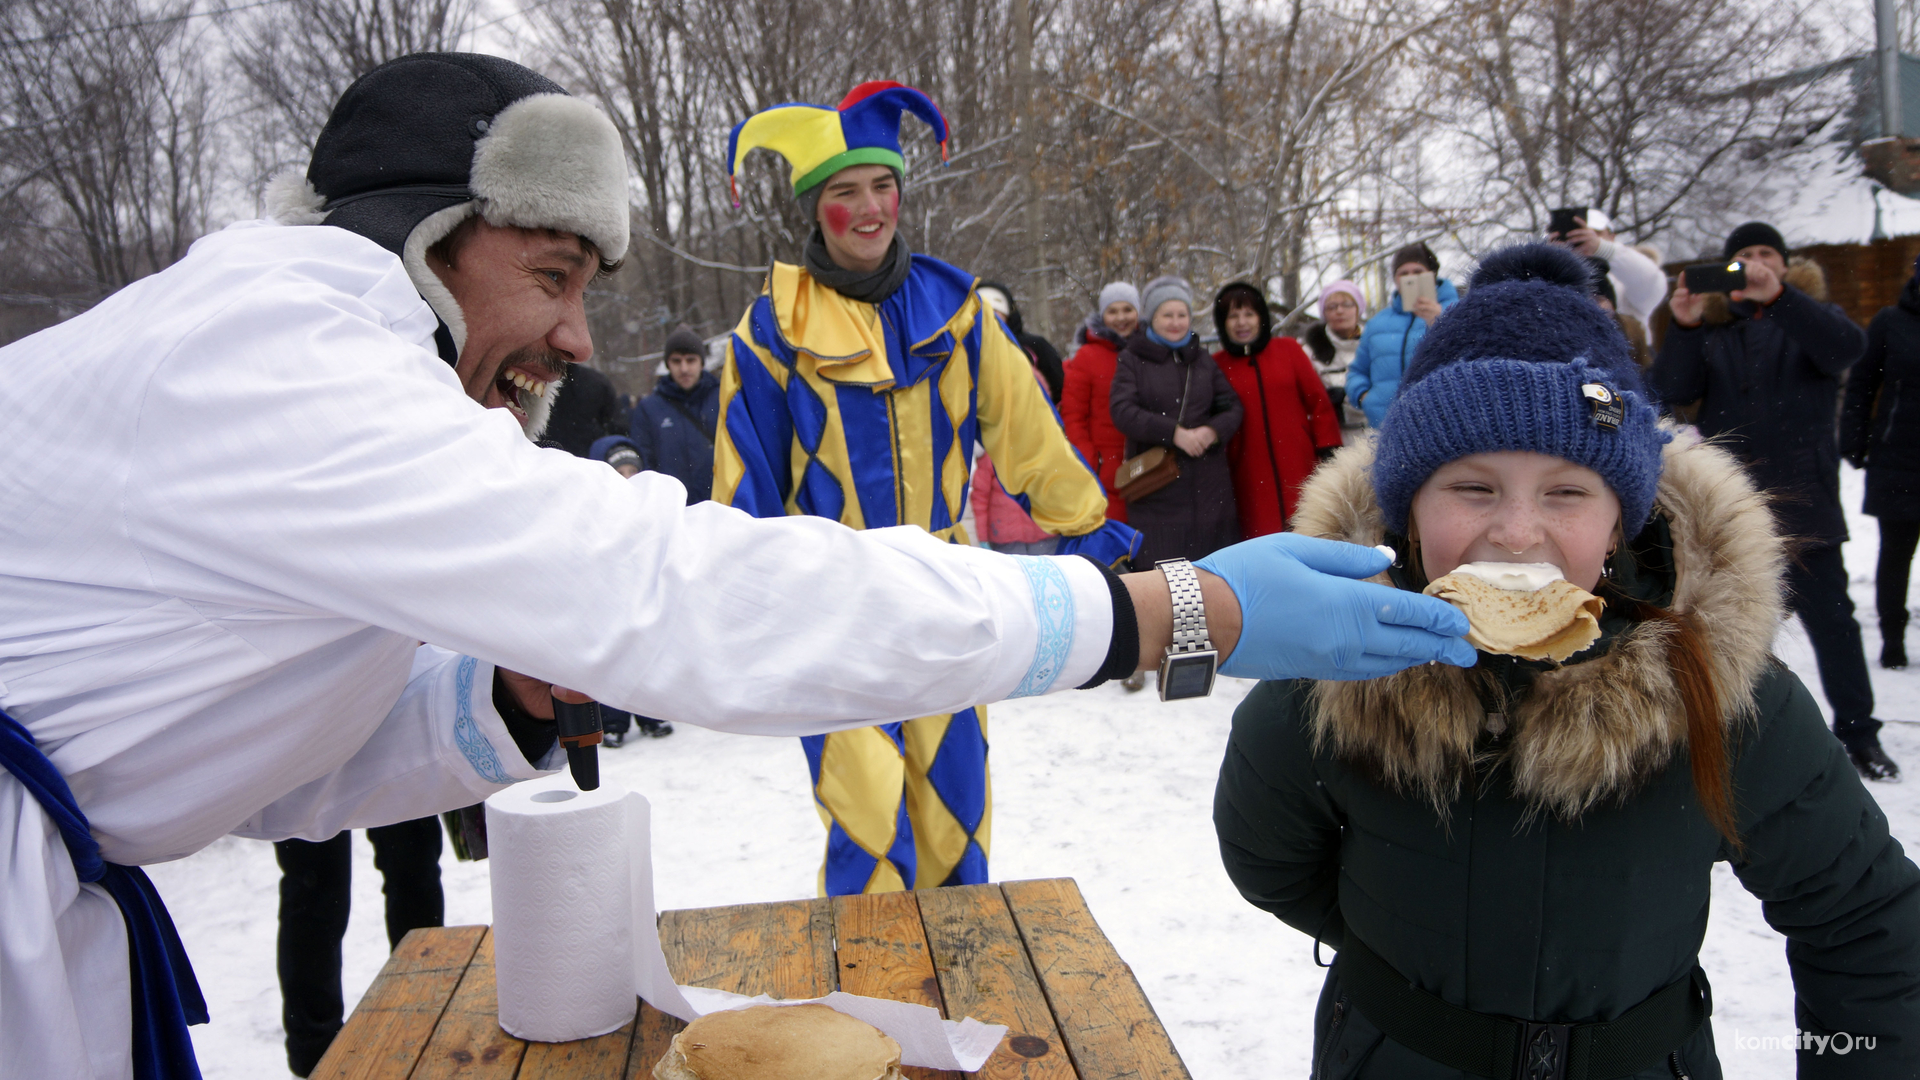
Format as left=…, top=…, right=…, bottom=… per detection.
left=1002, top=554, right=1114, bottom=697
left=450, top=656, right=562, bottom=783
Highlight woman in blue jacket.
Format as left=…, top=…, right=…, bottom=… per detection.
left=1346, top=242, right=1458, bottom=427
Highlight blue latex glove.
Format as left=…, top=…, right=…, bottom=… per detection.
left=1196, top=533, right=1475, bottom=681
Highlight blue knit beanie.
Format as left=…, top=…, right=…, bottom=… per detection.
left=1372, top=243, right=1670, bottom=538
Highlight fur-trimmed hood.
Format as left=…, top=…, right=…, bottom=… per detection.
left=1698, top=257, right=1826, bottom=326
left=1291, top=432, right=1785, bottom=819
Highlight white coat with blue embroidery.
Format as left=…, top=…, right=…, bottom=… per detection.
left=0, top=221, right=1111, bottom=1078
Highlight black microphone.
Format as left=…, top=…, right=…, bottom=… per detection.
left=551, top=697, right=604, bottom=791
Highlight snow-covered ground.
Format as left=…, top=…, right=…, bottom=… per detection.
left=149, top=464, right=1919, bottom=1079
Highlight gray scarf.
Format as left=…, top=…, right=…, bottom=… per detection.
left=804, top=228, right=913, bottom=304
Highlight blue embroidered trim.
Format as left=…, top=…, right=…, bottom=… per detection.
left=1009, top=557, right=1074, bottom=698
left=452, top=656, right=513, bottom=784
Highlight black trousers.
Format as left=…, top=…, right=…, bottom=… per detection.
left=275, top=818, right=444, bottom=1076
left=1877, top=518, right=1920, bottom=632
left=1785, top=543, right=1877, bottom=740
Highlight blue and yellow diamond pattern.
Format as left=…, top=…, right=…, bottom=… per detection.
left=713, top=254, right=1136, bottom=895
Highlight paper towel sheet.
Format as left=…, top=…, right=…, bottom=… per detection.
left=487, top=776, right=1008, bottom=1072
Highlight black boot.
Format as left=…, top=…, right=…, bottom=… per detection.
left=1843, top=731, right=1902, bottom=782
left=1882, top=615, right=1909, bottom=670
left=637, top=715, right=674, bottom=738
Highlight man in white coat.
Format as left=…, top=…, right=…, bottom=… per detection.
left=0, top=54, right=1474, bottom=1079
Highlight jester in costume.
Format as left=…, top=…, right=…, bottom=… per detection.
left=715, top=83, right=1138, bottom=896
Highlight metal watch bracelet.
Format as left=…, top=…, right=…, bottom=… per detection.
left=1158, top=558, right=1211, bottom=653
left=1154, top=558, right=1218, bottom=701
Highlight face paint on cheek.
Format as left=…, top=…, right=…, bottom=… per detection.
left=823, top=203, right=851, bottom=236
left=884, top=190, right=899, bottom=221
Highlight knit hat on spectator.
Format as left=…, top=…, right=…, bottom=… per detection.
left=662, top=325, right=706, bottom=359
left=266, top=53, right=630, bottom=370
left=1319, top=280, right=1366, bottom=318
left=1099, top=281, right=1141, bottom=314
left=1372, top=243, right=1670, bottom=539
left=594, top=436, right=642, bottom=472
left=1722, top=221, right=1789, bottom=261
left=1141, top=276, right=1193, bottom=321
left=1392, top=241, right=1440, bottom=274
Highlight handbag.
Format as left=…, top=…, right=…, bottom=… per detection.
left=1113, top=358, right=1194, bottom=502
left=1114, top=445, right=1179, bottom=501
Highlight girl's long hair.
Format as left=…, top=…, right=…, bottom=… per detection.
left=1601, top=584, right=1742, bottom=854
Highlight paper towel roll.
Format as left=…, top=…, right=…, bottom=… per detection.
left=486, top=777, right=638, bottom=1042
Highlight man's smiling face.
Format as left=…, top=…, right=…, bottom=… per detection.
left=429, top=218, right=599, bottom=433
left=814, top=163, right=899, bottom=274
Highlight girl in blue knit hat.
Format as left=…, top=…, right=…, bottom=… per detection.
left=1213, top=243, right=1920, bottom=1078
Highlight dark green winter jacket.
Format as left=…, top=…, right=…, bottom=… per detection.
left=1215, top=435, right=1920, bottom=1079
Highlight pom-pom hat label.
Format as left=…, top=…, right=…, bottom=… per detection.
left=1582, top=382, right=1624, bottom=432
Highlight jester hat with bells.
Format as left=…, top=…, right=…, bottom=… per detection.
left=726, top=81, right=949, bottom=214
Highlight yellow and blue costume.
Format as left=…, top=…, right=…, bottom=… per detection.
left=717, top=83, right=1136, bottom=895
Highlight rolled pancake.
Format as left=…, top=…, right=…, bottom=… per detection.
left=652, top=1003, right=905, bottom=1080
left=1423, top=566, right=1605, bottom=662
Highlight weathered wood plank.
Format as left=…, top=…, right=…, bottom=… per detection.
left=519, top=1018, right=635, bottom=1080
left=623, top=1002, right=686, bottom=1080
left=408, top=929, right=526, bottom=1080
left=918, top=885, right=1075, bottom=1080
left=309, top=925, right=484, bottom=1080
left=654, top=897, right=837, bottom=998
left=808, top=895, right=841, bottom=995
left=1002, top=879, right=1191, bottom=1080
left=831, top=892, right=963, bottom=1080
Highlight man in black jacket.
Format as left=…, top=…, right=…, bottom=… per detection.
left=1652, top=221, right=1894, bottom=779
left=1842, top=255, right=1920, bottom=674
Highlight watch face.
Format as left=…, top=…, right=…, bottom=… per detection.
left=1159, top=651, right=1217, bottom=700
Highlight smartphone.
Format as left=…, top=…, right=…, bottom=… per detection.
left=1683, top=261, right=1746, bottom=294
left=1398, top=270, right=1437, bottom=308
left=1548, top=206, right=1587, bottom=238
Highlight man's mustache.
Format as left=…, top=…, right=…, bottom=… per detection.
left=495, top=347, right=570, bottom=386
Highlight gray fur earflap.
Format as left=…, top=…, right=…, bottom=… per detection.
left=471, top=94, right=630, bottom=262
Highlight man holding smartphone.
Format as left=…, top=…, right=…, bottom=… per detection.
left=1546, top=207, right=1668, bottom=326
left=1650, top=221, right=1893, bottom=780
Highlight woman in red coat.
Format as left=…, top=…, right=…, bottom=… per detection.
left=1058, top=281, right=1139, bottom=523
left=1211, top=281, right=1343, bottom=537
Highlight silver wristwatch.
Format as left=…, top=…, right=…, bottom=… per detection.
left=1155, top=558, right=1217, bottom=701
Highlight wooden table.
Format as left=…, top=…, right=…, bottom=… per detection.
left=311, top=877, right=1191, bottom=1080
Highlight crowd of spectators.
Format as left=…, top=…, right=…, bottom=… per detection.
left=981, top=214, right=1911, bottom=773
